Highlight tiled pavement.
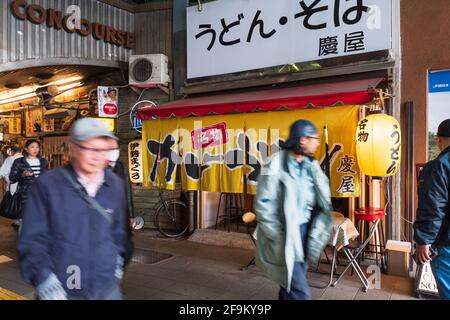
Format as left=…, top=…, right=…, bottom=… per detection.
left=0, top=217, right=423, bottom=300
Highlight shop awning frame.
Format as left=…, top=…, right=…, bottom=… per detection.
left=137, top=78, right=384, bottom=120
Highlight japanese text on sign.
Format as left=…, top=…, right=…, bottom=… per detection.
left=129, top=140, right=143, bottom=184
left=187, top=0, right=392, bottom=78
left=191, top=123, right=229, bottom=150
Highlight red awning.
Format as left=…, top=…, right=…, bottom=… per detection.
left=137, top=78, right=384, bottom=120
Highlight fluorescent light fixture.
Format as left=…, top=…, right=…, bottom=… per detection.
left=0, top=86, right=37, bottom=101
left=51, top=76, right=83, bottom=86
left=58, top=82, right=83, bottom=91
left=0, top=80, right=83, bottom=106
left=0, top=92, right=37, bottom=105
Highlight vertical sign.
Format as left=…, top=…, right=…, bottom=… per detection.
left=8, top=117, right=21, bottom=134
left=128, top=140, right=143, bottom=184
left=25, top=108, right=43, bottom=137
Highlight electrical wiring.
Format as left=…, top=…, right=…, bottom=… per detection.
left=128, top=99, right=157, bottom=133
left=116, top=87, right=149, bottom=118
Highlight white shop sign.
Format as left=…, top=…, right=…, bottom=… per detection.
left=187, top=0, right=392, bottom=78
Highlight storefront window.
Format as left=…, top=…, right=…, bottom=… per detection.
left=428, top=70, right=450, bottom=160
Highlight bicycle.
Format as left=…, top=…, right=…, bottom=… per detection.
left=154, top=188, right=189, bottom=238
left=132, top=188, right=189, bottom=238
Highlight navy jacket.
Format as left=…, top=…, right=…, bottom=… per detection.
left=17, top=165, right=127, bottom=299
left=414, top=147, right=450, bottom=246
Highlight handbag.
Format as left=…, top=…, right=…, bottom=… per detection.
left=0, top=191, right=22, bottom=220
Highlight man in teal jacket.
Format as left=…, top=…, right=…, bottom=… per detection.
left=255, top=120, right=332, bottom=300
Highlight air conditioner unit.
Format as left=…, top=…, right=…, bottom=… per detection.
left=129, top=54, right=170, bottom=87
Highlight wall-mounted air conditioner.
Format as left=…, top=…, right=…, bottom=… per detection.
left=129, top=54, right=170, bottom=87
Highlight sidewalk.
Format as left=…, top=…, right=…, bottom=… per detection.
left=0, top=217, right=420, bottom=300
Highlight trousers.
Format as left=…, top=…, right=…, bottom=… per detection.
left=431, top=246, right=450, bottom=300
left=279, top=223, right=311, bottom=300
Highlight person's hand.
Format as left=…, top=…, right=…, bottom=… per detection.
left=415, top=244, right=432, bottom=264
left=115, top=255, right=124, bottom=280
left=37, top=273, right=68, bottom=300
left=22, top=170, right=33, bottom=177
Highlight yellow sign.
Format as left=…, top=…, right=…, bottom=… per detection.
left=142, top=106, right=360, bottom=197
left=7, top=118, right=21, bottom=134
left=96, top=118, right=116, bottom=132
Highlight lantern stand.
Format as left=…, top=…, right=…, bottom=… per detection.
left=355, top=89, right=399, bottom=270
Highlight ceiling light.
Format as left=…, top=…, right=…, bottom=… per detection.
left=51, top=76, right=83, bottom=86
left=0, top=86, right=37, bottom=101
left=0, top=92, right=37, bottom=105
left=58, top=82, right=83, bottom=91
left=0, top=81, right=84, bottom=106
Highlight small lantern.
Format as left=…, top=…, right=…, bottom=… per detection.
left=356, top=111, right=401, bottom=178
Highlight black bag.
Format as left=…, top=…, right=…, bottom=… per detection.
left=0, top=191, right=22, bottom=220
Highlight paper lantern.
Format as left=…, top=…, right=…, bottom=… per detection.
left=356, top=111, right=401, bottom=177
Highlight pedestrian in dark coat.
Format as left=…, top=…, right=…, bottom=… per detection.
left=413, top=118, right=450, bottom=300
left=9, top=140, right=49, bottom=221
left=17, top=118, right=127, bottom=300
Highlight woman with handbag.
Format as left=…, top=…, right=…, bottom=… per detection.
left=9, top=140, right=49, bottom=230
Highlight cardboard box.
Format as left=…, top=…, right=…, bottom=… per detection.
left=386, top=240, right=411, bottom=277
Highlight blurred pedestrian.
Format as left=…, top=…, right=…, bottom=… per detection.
left=0, top=146, right=24, bottom=227
left=254, top=119, right=332, bottom=300
left=0, top=146, right=24, bottom=194
left=17, top=118, right=127, bottom=300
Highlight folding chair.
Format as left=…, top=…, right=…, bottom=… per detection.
left=331, top=218, right=381, bottom=292
left=310, top=245, right=339, bottom=289
left=241, top=211, right=257, bottom=271
left=310, top=212, right=347, bottom=289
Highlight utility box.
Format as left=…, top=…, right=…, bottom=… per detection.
left=386, top=240, right=411, bottom=277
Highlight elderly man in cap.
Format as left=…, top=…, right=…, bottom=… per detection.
left=414, top=118, right=450, bottom=300
left=17, top=118, right=127, bottom=300
left=254, top=119, right=332, bottom=300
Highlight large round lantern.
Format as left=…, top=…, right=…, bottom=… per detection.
left=356, top=111, right=401, bottom=178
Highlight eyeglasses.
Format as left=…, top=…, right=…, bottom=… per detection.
left=307, top=136, right=320, bottom=141
left=73, top=142, right=113, bottom=155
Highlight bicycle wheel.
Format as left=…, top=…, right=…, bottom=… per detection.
left=154, top=200, right=189, bottom=238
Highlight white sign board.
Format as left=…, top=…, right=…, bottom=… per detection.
left=187, top=0, right=392, bottom=79
left=98, top=86, right=119, bottom=118
left=415, top=262, right=439, bottom=296
left=128, top=140, right=143, bottom=184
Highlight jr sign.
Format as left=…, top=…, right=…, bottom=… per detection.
left=187, top=0, right=392, bottom=78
